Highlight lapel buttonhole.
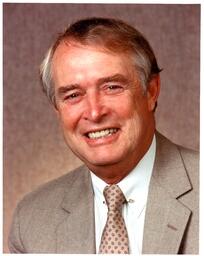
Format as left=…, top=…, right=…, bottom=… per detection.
left=167, top=223, right=178, bottom=231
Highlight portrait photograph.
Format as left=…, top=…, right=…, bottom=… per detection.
left=3, top=2, right=200, bottom=254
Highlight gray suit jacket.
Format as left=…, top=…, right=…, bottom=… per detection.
left=8, top=133, right=199, bottom=254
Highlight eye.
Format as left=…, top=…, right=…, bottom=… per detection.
left=64, top=92, right=82, bottom=103
left=108, top=85, right=121, bottom=89
left=105, top=84, right=124, bottom=94
left=66, top=93, right=79, bottom=99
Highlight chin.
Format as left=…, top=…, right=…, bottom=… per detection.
left=83, top=154, right=124, bottom=168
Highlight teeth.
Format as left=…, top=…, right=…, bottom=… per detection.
left=87, top=128, right=118, bottom=139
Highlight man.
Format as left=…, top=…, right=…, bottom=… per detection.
left=8, top=17, right=199, bottom=254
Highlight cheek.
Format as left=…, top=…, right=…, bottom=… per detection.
left=58, top=106, right=80, bottom=132
left=120, top=97, right=149, bottom=133
left=112, top=95, right=135, bottom=119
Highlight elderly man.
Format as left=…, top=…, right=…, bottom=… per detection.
left=9, top=17, right=199, bottom=254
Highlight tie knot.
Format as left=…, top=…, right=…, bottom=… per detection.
left=103, top=184, right=126, bottom=211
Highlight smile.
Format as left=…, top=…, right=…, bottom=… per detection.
left=86, top=128, right=119, bottom=139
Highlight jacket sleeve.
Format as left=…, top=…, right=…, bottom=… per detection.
left=8, top=203, right=26, bottom=253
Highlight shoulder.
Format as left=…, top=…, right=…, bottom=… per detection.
left=155, top=132, right=199, bottom=187
left=16, top=165, right=89, bottom=213
left=178, top=145, right=199, bottom=168
left=177, top=145, right=199, bottom=191
left=156, top=132, right=199, bottom=163
left=8, top=165, right=90, bottom=252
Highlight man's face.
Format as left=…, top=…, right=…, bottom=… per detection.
left=52, top=42, right=159, bottom=174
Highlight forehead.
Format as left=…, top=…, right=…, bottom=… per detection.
left=51, top=42, right=138, bottom=87
left=52, top=42, right=134, bottom=69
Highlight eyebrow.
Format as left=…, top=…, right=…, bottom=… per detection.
left=57, top=84, right=80, bottom=97
left=96, top=74, right=130, bottom=86
left=57, top=73, right=130, bottom=97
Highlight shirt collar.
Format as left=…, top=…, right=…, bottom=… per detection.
left=90, top=135, right=156, bottom=205
left=119, top=135, right=156, bottom=202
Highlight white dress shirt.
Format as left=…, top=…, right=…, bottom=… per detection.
left=90, top=135, right=156, bottom=254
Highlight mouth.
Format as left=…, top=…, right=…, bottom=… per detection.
left=85, top=128, right=119, bottom=140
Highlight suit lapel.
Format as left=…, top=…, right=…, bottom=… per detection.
left=56, top=166, right=96, bottom=253
left=142, top=134, right=192, bottom=254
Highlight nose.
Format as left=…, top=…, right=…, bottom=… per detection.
left=83, top=92, right=108, bottom=122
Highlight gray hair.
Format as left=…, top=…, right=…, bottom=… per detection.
left=40, top=17, right=161, bottom=106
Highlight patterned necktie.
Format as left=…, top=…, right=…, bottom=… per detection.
left=99, top=184, right=129, bottom=254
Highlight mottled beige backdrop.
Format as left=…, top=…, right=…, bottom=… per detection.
left=3, top=3, right=200, bottom=253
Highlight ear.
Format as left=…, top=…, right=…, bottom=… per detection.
left=52, top=100, right=60, bottom=117
left=147, top=75, right=160, bottom=111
